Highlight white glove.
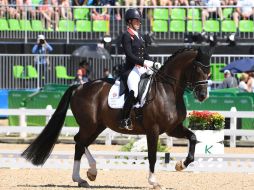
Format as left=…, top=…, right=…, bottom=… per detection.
left=154, top=62, right=162, bottom=69
left=144, top=60, right=154, bottom=68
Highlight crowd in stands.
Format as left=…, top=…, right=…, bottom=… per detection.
left=0, top=0, right=253, bottom=31
left=220, top=70, right=254, bottom=93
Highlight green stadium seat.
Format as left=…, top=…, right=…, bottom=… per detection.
left=31, top=20, right=45, bottom=31
left=153, top=8, right=169, bottom=20
left=170, top=20, right=185, bottom=32
left=223, top=8, right=233, bottom=19
left=0, top=19, right=9, bottom=30
left=170, top=8, right=186, bottom=20
left=74, top=8, right=90, bottom=20
left=210, top=63, right=226, bottom=82
left=20, top=20, right=33, bottom=31
left=55, top=66, right=75, bottom=79
left=58, top=20, right=75, bottom=32
left=204, top=20, right=220, bottom=32
left=76, top=20, right=92, bottom=32
left=152, top=20, right=168, bottom=32
left=187, top=8, right=201, bottom=20
left=221, top=20, right=236, bottom=32
left=93, top=20, right=108, bottom=32
left=8, top=19, right=21, bottom=31
left=239, top=20, right=254, bottom=32
left=26, top=65, right=38, bottom=79
left=13, top=65, right=24, bottom=79
left=187, top=20, right=202, bottom=32
left=32, top=0, right=40, bottom=5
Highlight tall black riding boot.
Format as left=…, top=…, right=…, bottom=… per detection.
left=119, top=90, right=136, bottom=130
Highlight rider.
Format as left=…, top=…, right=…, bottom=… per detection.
left=120, top=8, right=161, bottom=130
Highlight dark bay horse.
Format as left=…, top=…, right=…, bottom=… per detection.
left=22, top=46, right=213, bottom=189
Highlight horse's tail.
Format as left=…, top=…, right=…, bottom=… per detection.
left=21, top=85, right=79, bottom=166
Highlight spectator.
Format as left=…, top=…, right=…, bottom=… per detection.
left=5, top=0, right=20, bottom=19
left=219, top=70, right=238, bottom=88
left=20, top=0, right=36, bottom=19
left=160, top=0, right=173, bottom=6
left=174, top=0, right=189, bottom=6
left=39, top=0, right=54, bottom=30
left=0, top=0, right=7, bottom=18
left=202, top=0, right=223, bottom=30
left=91, top=0, right=110, bottom=21
left=239, top=73, right=251, bottom=92
left=60, top=0, right=72, bottom=20
left=51, top=0, right=60, bottom=30
left=73, top=61, right=90, bottom=84
left=32, top=34, right=53, bottom=83
left=233, top=0, right=254, bottom=29
left=247, top=72, right=254, bottom=92
left=73, top=0, right=94, bottom=6
left=139, top=0, right=157, bottom=15
left=103, top=68, right=113, bottom=78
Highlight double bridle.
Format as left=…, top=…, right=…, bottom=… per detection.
left=151, top=59, right=210, bottom=91
left=186, top=60, right=210, bottom=91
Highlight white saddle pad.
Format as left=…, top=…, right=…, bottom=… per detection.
left=108, top=80, right=151, bottom=109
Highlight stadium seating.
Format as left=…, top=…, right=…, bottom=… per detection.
left=204, top=20, right=220, bottom=32
left=13, top=65, right=24, bottom=79
left=20, top=20, right=33, bottom=31
left=187, top=20, right=202, bottom=32
left=93, top=20, right=108, bottom=32
left=152, top=8, right=169, bottom=32
left=210, top=63, right=226, bottom=82
left=170, top=20, right=185, bottom=32
left=0, top=19, right=9, bottom=30
left=31, top=20, right=45, bottom=31
left=58, top=20, right=75, bottom=32
left=8, top=19, right=21, bottom=31
left=76, top=20, right=92, bottom=32
left=221, top=20, right=237, bottom=32
left=187, top=8, right=201, bottom=20
left=239, top=20, right=254, bottom=32
left=55, top=66, right=75, bottom=79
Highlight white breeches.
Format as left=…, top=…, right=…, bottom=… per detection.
left=127, top=66, right=147, bottom=98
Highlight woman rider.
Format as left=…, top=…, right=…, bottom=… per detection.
left=120, top=8, right=161, bottom=130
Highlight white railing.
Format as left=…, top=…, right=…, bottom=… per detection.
left=0, top=107, right=254, bottom=147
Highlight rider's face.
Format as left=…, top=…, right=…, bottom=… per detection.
left=130, top=19, right=141, bottom=30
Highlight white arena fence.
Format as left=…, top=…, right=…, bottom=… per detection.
left=0, top=150, right=253, bottom=172
left=1, top=54, right=254, bottom=89
left=0, top=108, right=254, bottom=148
left=0, top=5, right=253, bottom=43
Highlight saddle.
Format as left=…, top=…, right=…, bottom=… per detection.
left=108, top=73, right=152, bottom=109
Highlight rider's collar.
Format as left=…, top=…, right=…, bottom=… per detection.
left=128, top=27, right=139, bottom=39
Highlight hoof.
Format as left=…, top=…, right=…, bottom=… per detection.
left=175, top=160, right=186, bottom=171
left=78, top=181, right=90, bottom=188
left=87, top=171, right=97, bottom=181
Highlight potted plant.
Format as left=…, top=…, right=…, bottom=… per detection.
left=188, top=111, right=225, bottom=155
left=188, top=111, right=225, bottom=130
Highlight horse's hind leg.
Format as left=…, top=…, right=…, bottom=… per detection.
left=169, top=124, right=197, bottom=171
left=72, top=124, right=106, bottom=187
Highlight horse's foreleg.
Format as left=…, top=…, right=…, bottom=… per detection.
left=85, top=147, right=97, bottom=181
left=170, top=124, right=197, bottom=171
left=146, top=127, right=162, bottom=189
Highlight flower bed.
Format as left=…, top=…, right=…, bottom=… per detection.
left=188, top=111, right=225, bottom=130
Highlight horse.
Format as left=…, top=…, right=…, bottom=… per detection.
left=22, top=46, right=213, bottom=189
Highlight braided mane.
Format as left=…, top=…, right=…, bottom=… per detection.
left=166, top=47, right=196, bottom=63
